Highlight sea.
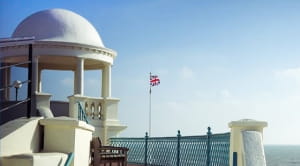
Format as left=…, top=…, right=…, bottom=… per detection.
left=265, top=145, right=300, bottom=166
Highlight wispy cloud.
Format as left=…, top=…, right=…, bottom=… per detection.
left=86, top=78, right=98, bottom=86
left=275, top=67, right=300, bottom=81
left=156, top=69, right=169, bottom=76
left=219, top=89, right=232, bottom=98
left=165, top=101, right=185, bottom=112
left=179, top=66, right=196, bottom=79
left=61, top=77, right=73, bottom=86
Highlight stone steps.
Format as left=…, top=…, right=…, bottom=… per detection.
left=1, top=152, right=68, bottom=166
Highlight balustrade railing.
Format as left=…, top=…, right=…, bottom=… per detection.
left=69, top=96, right=103, bottom=121
left=69, top=95, right=120, bottom=123
left=110, top=128, right=230, bottom=166
left=82, top=97, right=103, bottom=120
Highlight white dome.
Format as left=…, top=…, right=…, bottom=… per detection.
left=12, top=8, right=104, bottom=47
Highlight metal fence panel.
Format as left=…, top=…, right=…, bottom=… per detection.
left=180, top=136, right=207, bottom=166
left=110, top=137, right=145, bottom=164
left=210, top=133, right=231, bottom=166
left=110, top=131, right=230, bottom=166
left=148, top=137, right=177, bottom=166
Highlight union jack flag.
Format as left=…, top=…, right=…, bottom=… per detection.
left=150, top=75, right=160, bottom=87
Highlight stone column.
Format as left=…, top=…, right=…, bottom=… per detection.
left=29, top=55, right=39, bottom=116
left=38, top=67, right=42, bottom=93
left=101, top=64, right=111, bottom=98
left=74, top=58, right=84, bottom=95
left=32, top=56, right=39, bottom=93
left=73, top=70, right=76, bottom=95
left=100, top=64, right=112, bottom=145
left=0, top=63, right=10, bottom=101
left=228, top=119, right=268, bottom=166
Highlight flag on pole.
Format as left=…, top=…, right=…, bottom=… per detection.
left=149, top=73, right=160, bottom=136
left=150, top=75, right=160, bottom=87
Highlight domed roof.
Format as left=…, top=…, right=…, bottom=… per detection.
left=12, top=8, right=104, bottom=47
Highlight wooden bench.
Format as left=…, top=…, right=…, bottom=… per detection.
left=90, top=137, right=129, bottom=166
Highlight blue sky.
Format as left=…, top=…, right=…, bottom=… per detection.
left=1, top=0, right=300, bottom=144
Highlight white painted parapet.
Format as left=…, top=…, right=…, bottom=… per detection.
left=228, top=119, right=268, bottom=166
left=68, top=95, right=127, bottom=145
left=39, top=117, right=95, bottom=166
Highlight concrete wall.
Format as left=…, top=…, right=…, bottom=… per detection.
left=0, top=117, right=43, bottom=157
left=40, top=117, right=94, bottom=166
left=0, top=116, right=93, bottom=166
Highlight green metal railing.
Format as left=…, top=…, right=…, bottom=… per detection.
left=110, top=127, right=230, bottom=166
left=77, top=102, right=89, bottom=124
left=64, top=152, right=74, bottom=166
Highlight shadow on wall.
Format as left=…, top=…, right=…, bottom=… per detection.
left=0, top=101, right=29, bottom=125
left=0, top=100, right=69, bottom=125
left=50, top=101, right=69, bottom=117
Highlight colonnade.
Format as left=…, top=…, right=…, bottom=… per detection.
left=1, top=53, right=124, bottom=144
left=0, top=56, right=112, bottom=99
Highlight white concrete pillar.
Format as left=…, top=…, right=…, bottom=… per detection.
left=102, top=121, right=108, bottom=145
left=228, top=119, right=268, bottom=166
left=101, top=64, right=111, bottom=145
left=75, top=58, right=84, bottom=95
left=101, top=65, right=111, bottom=97
left=73, top=70, right=76, bottom=95
left=38, top=68, right=42, bottom=93
left=32, top=56, right=39, bottom=93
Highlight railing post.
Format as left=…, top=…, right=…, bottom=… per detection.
left=177, top=130, right=181, bottom=166
left=144, top=132, right=148, bottom=166
left=77, top=102, right=81, bottom=120
left=64, top=152, right=74, bottom=166
left=206, top=127, right=212, bottom=166
left=77, top=101, right=89, bottom=124
left=233, top=152, right=238, bottom=166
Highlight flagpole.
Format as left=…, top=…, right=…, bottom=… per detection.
left=149, top=72, right=152, bottom=136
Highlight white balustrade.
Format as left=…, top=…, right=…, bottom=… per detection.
left=68, top=95, right=126, bottom=145
left=68, top=95, right=104, bottom=120
left=83, top=98, right=102, bottom=120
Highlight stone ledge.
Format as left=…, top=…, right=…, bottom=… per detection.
left=39, top=117, right=94, bottom=132
left=228, top=119, right=268, bottom=128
